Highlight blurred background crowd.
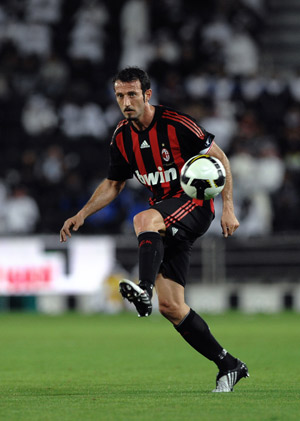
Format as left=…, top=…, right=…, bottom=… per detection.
left=0, top=0, right=299, bottom=237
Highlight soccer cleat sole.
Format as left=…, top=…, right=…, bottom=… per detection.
left=119, top=279, right=152, bottom=317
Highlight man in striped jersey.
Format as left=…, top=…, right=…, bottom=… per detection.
left=60, top=67, right=249, bottom=392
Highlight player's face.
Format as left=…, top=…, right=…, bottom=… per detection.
left=114, top=80, right=150, bottom=121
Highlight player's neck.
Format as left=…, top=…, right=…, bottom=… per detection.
left=132, top=104, right=155, bottom=131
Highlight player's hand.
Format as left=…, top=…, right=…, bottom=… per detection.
left=221, top=209, right=239, bottom=238
left=60, top=213, right=85, bottom=242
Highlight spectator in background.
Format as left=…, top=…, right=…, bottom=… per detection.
left=5, top=21, right=52, bottom=58
left=200, top=102, right=237, bottom=153
left=223, top=26, right=259, bottom=77
left=25, top=0, right=62, bottom=24
left=35, top=145, right=65, bottom=184
left=22, top=93, right=58, bottom=136
left=227, top=139, right=285, bottom=236
left=0, top=181, right=8, bottom=233
left=119, top=0, right=151, bottom=69
left=68, top=0, right=109, bottom=63
left=59, top=99, right=108, bottom=139
left=272, top=170, right=300, bottom=232
left=256, top=73, right=292, bottom=136
left=38, top=54, right=69, bottom=99
left=4, top=185, right=40, bottom=234
left=202, top=14, right=233, bottom=52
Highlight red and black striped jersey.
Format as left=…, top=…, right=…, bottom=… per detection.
left=107, top=105, right=214, bottom=205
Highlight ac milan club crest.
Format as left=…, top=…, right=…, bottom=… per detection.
left=161, top=148, right=170, bottom=162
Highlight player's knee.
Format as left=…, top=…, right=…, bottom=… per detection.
left=158, top=299, right=181, bottom=321
left=133, top=211, right=149, bottom=233
left=133, top=209, right=165, bottom=235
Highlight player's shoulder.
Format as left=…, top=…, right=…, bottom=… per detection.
left=111, top=118, right=129, bottom=143
left=160, top=105, right=196, bottom=122
left=160, top=105, right=205, bottom=138
left=113, top=118, right=129, bottom=135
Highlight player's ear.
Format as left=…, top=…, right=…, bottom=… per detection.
left=144, top=89, right=152, bottom=103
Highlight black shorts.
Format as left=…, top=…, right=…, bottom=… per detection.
left=151, top=194, right=215, bottom=287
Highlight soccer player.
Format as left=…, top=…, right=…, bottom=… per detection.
left=60, top=67, right=249, bottom=392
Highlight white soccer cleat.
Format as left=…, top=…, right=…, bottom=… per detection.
left=212, top=360, right=249, bottom=392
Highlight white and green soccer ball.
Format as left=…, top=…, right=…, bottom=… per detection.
left=180, top=154, right=226, bottom=200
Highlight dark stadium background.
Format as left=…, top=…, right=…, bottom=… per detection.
left=0, top=0, right=300, bottom=311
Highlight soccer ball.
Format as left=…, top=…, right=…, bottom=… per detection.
left=180, top=155, right=226, bottom=200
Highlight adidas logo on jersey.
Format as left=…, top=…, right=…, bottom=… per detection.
left=140, top=140, right=150, bottom=149
left=171, top=227, right=178, bottom=236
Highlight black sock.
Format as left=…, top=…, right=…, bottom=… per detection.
left=215, top=349, right=238, bottom=371
left=175, top=309, right=237, bottom=370
left=138, top=231, right=164, bottom=297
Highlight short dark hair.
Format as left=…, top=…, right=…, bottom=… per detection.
left=112, top=67, right=151, bottom=94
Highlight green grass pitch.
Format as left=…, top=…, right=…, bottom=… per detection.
left=0, top=311, right=299, bottom=421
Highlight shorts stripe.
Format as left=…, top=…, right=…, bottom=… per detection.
left=169, top=204, right=197, bottom=225
left=164, top=200, right=198, bottom=228
left=165, top=204, right=196, bottom=228
left=164, top=201, right=192, bottom=226
left=164, top=200, right=195, bottom=224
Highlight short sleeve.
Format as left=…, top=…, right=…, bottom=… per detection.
left=178, top=121, right=215, bottom=157
left=107, top=135, right=133, bottom=181
left=198, top=131, right=215, bottom=154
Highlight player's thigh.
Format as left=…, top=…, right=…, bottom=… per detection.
left=133, top=208, right=166, bottom=235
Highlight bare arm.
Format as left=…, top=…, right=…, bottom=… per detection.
left=60, top=178, right=126, bottom=242
left=208, top=143, right=239, bottom=237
